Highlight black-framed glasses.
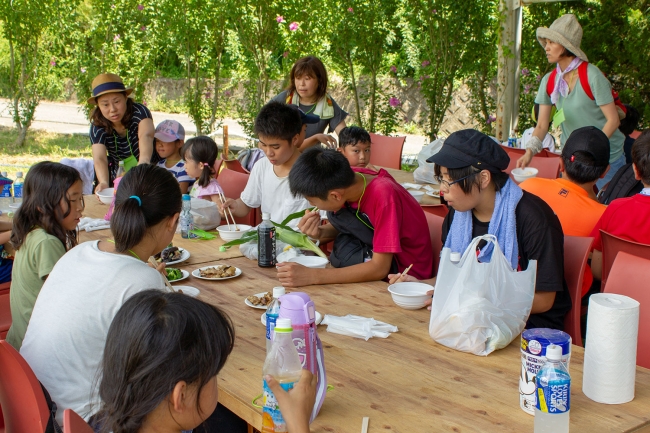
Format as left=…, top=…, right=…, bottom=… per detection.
left=434, top=172, right=478, bottom=189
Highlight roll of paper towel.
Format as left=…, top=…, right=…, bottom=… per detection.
left=583, top=293, right=640, bottom=404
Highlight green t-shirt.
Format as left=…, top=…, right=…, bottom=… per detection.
left=535, top=63, right=625, bottom=164
left=6, top=228, right=66, bottom=350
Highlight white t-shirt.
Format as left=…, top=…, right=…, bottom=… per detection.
left=240, top=157, right=310, bottom=228
left=521, top=127, right=556, bottom=152
left=20, top=241, right=167, bottom=425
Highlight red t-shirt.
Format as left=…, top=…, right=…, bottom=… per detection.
left=590, top=193, right=650, bottom=251
left=351, top=168, right=433, bottom=279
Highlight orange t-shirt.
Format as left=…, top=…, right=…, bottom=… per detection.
left=520, top=177, right=606, bottom=296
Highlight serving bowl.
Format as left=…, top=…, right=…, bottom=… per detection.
left=511, top=167, right=538, bottom=183
left=387, top=282, right=433, bottom=310
left=217, top=224, right=252, bottom=241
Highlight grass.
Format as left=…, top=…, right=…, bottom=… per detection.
left=0, top=126, right=91, bottom=179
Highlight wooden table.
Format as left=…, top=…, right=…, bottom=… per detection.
left=80, top=197, right=244, bottom=263
left=174, top=256, right=650, bottom=433
left=382, top=167, right=442, bottom=206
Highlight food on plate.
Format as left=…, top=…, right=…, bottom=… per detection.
left=200, top=265, right=237, bottom=278
left=155, top=246, right=183, bottom=263
left=247, top=292, right=272, bottom=306
left=165, top=268, right=183, bottom=281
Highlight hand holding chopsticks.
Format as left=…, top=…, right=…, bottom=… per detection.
left=388, top=263, right=414, bottom=285
left=149, top=256, right=176, bottom=292
left=217, top=190, right=238, bottom=231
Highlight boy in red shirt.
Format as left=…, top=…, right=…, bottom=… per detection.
left=277, top=147, right=433, bottom=286
left=591, top=130, right=650, bottom=280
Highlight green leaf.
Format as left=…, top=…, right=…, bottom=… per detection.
left=279, top=208, right=312, bottom=227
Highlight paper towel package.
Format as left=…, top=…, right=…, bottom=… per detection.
left=583, top=293, right=640, bottom=404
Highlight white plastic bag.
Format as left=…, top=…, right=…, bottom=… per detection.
left=190, top=198, right=221, bottom=230
left=413, top=138, right=444, bottom=184
left=429, top=235, right=536, bottom=356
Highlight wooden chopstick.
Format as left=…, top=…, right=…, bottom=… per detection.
left=217, top=191, right=237, bottom=231
left=361, top=417, right=369, bottom=433
left=388, top=263, right=414, bottom=285
left=149, top=256, right=176, bottom=292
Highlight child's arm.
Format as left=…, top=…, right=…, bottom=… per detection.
left=0, top=231, right=10, bottom=246
left=266, top=369, right=315, bottom=433
left=219, top=198, right=252, bottom=218
left=276, top=251, right=394, bottom=287
left=179, top=181, right=190, bottom=194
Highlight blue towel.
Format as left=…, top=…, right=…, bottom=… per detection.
left=444, top=178, right=523, bottom=269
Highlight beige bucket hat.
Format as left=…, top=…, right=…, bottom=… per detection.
left=87, top=73, right=134, bottom=105
left=536, top=14, right=588, bottom=62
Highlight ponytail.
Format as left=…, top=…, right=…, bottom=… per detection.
left=110, top=165, right=181, bottom=252
left=181, top=136, right=218, bottom=188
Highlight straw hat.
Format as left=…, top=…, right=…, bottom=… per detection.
left=536, top=14, right=588, bottom=62
left=87, top=73, right=133, bottom=105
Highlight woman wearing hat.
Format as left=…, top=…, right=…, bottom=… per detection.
left=517, top=14, right=624, bottom=188
left=88, top=73, right=156, bottom=193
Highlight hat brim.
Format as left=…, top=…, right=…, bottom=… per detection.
left=154, top=131, right=179, bottom=142
left=426, top=144, right=475, bottom=169
left=536, top=28, right=588, bottom=62
left=87, top=88, right=134, bottom=105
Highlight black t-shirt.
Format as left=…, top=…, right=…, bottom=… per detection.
left=272, top=91, right=348, bottom=137
left=441, top=191, right=571, bottom=330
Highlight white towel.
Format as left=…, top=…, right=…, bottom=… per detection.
left=78, top=217, right=110, bottom=232
left=60, top=158, right=95, bottom=195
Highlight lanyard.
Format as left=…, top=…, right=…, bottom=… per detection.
left=113, top=129, right=135, bottom=158
left=355, top=173, right=374, bottom=231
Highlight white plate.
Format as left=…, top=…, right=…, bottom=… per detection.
left=426, top=190, right=440, bottom=198
left=167, top=269, right=189, bottom=283
left=192, top=265, right=242, bottom=281
left=245, top=292, right=272, bottom=309
left=261, top=311, right=323, bottom=326
left=173, top=285, right=200, bottom=297
left=161, top=248, right=190, bottom=265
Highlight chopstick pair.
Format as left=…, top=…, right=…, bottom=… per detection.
left=149, top=256, right=177, bottom=293
left=217, top=190, right=238, bottom=231
left=388, top=263, right=414, bottom=284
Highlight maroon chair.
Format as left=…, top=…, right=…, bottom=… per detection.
left=0, top=282, right=10, bottom=341
left=63, top=409, right=93, bottom=433
left=222, top=159, right=249, bottom=174
left=600, top=230, right=650, bottom=289
left=562, top=236, right=594, bottom=346
left=369, top=133, right=406, bottom=170
left=425, top=212, right=444, bottom=277
left=218, top=168, right=259, bottom=226
left=422, top=204, right=449, bottom=219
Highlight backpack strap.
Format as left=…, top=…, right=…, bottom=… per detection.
left=578, top=62, right=594, bottom=100
left=546, top=69, right=557, bottom=98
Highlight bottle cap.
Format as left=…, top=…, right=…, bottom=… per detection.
left=182, top=194, right=191, bottom=201
left=118, top=161, right=124, bottom=166
left=262, top=212, right=270, bottom=220
left=15, top=172, right=23, bottom=178
left=274, top=318, right=292, bottom=332
left=546, top=344, right=562, bottom=361
left=450, top=252, right=461, bottom=262
left=272, top=287, right=285, bottom=298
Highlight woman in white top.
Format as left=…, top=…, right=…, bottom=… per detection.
left=20, top=164, right=181, bottom=426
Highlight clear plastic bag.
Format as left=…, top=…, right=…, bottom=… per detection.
left=413, top=138, right=444, bottom=184
left=429, top=235, right=536, bottom=356
left=190, top=198, right=221, bottom=230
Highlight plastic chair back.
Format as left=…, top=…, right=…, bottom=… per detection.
left=218, top=169, right=259, bottom=226
left=505, top=154, right=561, bottom=180
left=603, top=252, right=650, bottom=368
left=63, top=409, right=92, bottom=433
left=223, top=159, right=249, bottom=174
left=0, top=282, right=10, bottom=341
left=562, top=236, right=594, bottom=346
left=0, top=340, right=50, bottom=432
left=368, top=133, right=405, bottom=170
left=422, top=204, right=448, bottom=219
left=425, top=212, right=444, bottom=277
left=601, top=230, right=650, bottom=289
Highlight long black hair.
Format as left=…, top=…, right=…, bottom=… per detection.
left=110, top=164, right=181, bottom=253
left=97, top=290, right=235, bottom=433
left=10, top=161, right=81, bottom=251
left=180, top=136, right=218, bottom=188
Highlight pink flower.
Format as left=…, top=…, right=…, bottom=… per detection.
left=140, top=25, right=146, bottom=31
left=276, top=15, right=284, bottom=23
left=205, top=92, right=212, bottom=99
left=80, top=67, right=86, bottom=73
left=50, top=59, right=56, bottom=67
left=521, top=68, right=530, bottom=76
left=137, top=4, right=143, bottom=10
left=155, top=70, right=161, bottom=76
left=347, top=7, right=353, bottom=12
left=113, top=34, right=121, bottom=41
left=224, top=90, right=232, bottom=97
left=390, top=65, right=397, bottom=73
left=389, top=97, right=401, bottom=107
left=143, top=101, right=147, bottom=106
left=432, top=9, right=437, bottom=13
left=283, top=51, right=289, bottom=58
left=536, top=74, right=542, bottom=82
left=422, top=60, right=430, bottom=67
left=486, top=115, right=496, bottom=125
left=289, top=22, right=299, bottom=31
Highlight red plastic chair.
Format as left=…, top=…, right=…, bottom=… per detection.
left=600, top=230, right=650, bottom=289
left=538, top=149, right=561, bottom=158
left=0, top=282, right=10, bottom=341
left=218, top=168, right=259, bottom=226
left=603, top=252, right=650, bottom=368
left=223, top=159, right=249, bottom=174
left=422, top=204, right=449, bottom=219
left=505, top=154, right=561, bottom=180
left=0, top=340, right=50, bottom=432
left=369, top=133, right=406, bottom=170
left=425, top=212, right=444, bottom=277
left=562, top=236, right=594, bottom=346
left=63, top=409, right=92, bottom=433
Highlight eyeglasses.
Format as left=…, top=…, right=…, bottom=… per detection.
left=434, top=173, right=478, bottom=189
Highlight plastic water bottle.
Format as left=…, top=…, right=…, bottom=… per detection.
left=262, top=318, right=303, bottom=433
left=534, top=344, right=570, bottom=433
left=13, top=172, right=24, bottom=204
left=180, top=194, right=193, bottom=239
left=115, top=161, right=126, bottom=179
left=258, top=212, right=276, bottom=267
left=266, top=287, right=285, bottom=353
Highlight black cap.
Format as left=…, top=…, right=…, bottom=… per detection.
left=562, top=126, right=610, bottom=166
left=289, top=105, right=320, bottom=124
left=427, top=129, right=509, bottom=171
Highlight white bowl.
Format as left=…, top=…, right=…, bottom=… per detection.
left=173, top=285, right=200, bottom=297
left=511, top=167, right=538, bottom=183
left=217, top=224, right=252, bottom=241
left=96, top=188, right=114, bottom=205
left=287, top=256, right=329, bottom=268
left=409, top=190, right=425, bottom=203
left=387, top=282, right=433, bottom=310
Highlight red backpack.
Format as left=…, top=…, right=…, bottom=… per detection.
left=546, top=62, right=626, bottom=119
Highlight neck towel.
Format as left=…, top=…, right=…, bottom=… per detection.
left=286, top=91, right=335, bottom=120
left=444, top=178, right=523, bottom=270
left=551, top=57, right=583, bottom=105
